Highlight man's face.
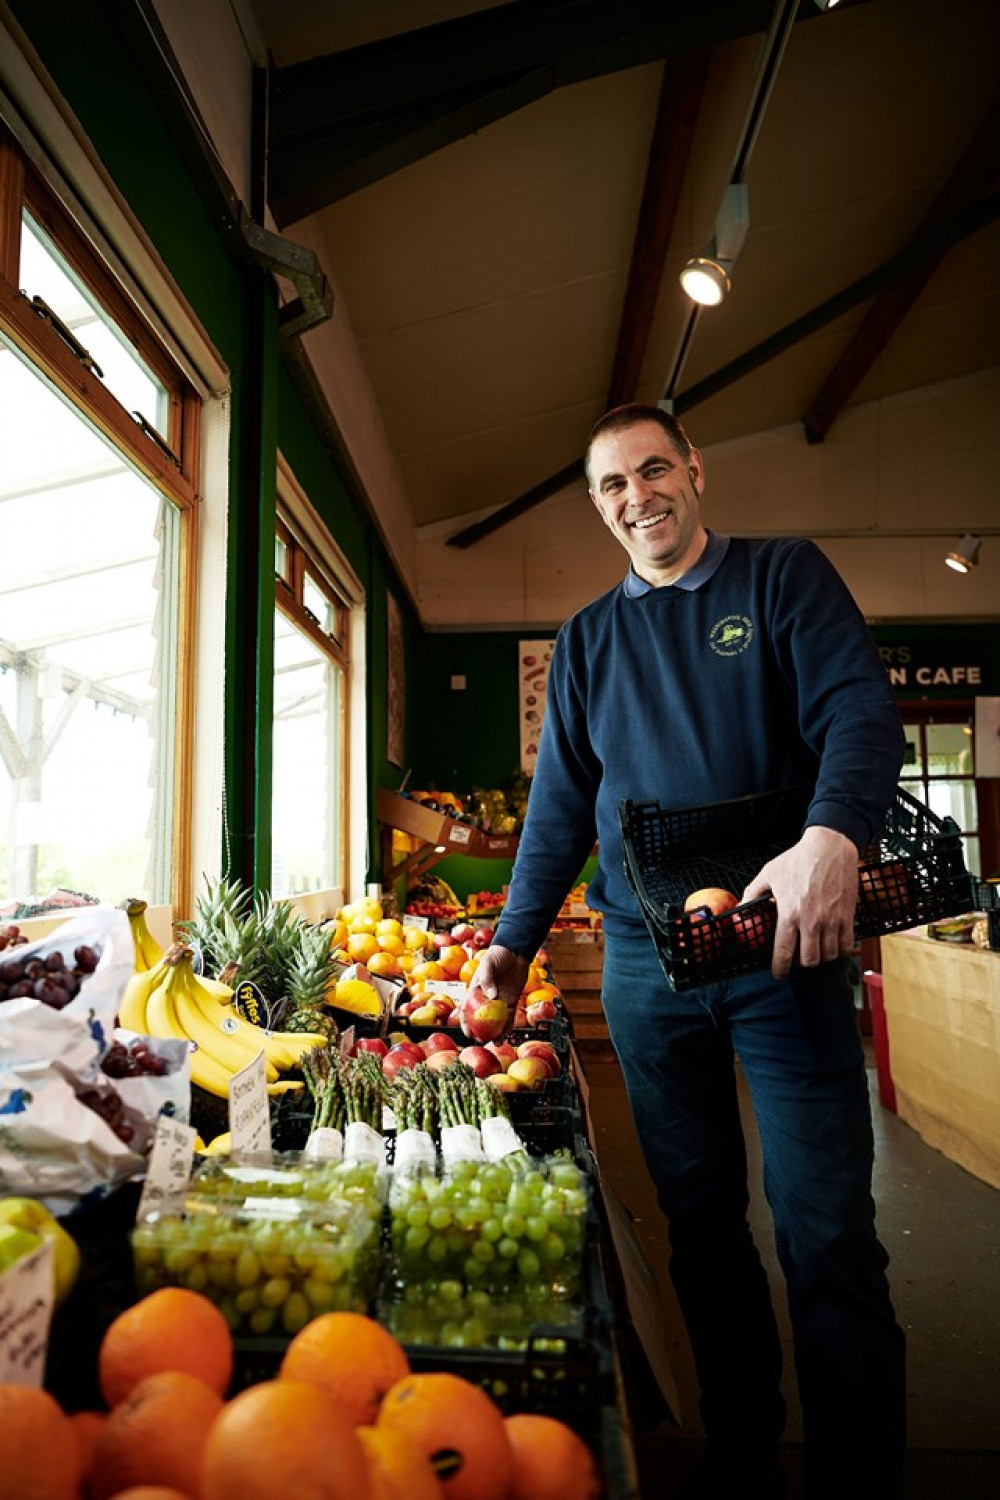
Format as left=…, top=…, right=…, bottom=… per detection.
left=587, top=419, right=707, bottom=586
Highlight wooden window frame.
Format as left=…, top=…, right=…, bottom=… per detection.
left=0, top=124, right=201, bottom=913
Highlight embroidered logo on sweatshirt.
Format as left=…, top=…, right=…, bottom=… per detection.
left=709, top=614, right=754, bottom=656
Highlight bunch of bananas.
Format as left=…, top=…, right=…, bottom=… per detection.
left=120, top=898, right=165, bottom=972
left=117, top=943, right=328, bottom=1099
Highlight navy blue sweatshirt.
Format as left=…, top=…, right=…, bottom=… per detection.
left=494, top=536, right=905, bottom=958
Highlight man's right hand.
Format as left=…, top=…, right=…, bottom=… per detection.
left=462, top=944, right=531, bottom=1036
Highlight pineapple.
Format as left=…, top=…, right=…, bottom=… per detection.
left=281, top=920, right=340, bottom=1037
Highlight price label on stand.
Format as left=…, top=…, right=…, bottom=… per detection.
left=137, top=1115, right=198, bottom=1221
left=0, top=1240, right=53, bottom=1386
left=229, top=1050, right=271, bottom=1155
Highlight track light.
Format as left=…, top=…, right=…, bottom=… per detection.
left=814, top=0, right=843, bottom=10
left=680, top=183, right=749, bottom=307
left=944, top=534, right=981, bottom=573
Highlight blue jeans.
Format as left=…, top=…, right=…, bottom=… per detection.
left=602, top=932, right=906, bottom=1497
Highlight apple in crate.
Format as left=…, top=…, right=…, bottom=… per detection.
left=408, top=1002, right=445, bottom=1026
left=489, top=1072, right=524, bottom=1093
left=486, top=1040, right=518, bottom=1071
left=425, top=1048, right=462, bottom=1073
left=382, top=1042, right=426, bottom=1079
left=460, top=985, right=508, bottom=1042
left=506, top=1055, right=549, bottom=1089
left=517, top=1040, right=560, bottom=1077
left=450, top=922, right=475, bottom=944
left=421, top=1031, right=459, bottom=1057
left=683, top=887, right=739, bottom=917
left=352, top=1037, right=388, bottom=1060
left=525, top=997, right=558, bottom=1025
left=458, top=1045, right=502, bottom=1079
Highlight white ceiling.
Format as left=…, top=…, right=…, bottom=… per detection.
left=246, top=0, right=1000, bottom=546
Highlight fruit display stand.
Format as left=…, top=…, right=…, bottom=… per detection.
left=377, top=787, right=518, bottom=900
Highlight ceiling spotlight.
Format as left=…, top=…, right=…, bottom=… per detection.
left=814, top=0, right=843, bottom=10
left=944, top=534, right=981, bottom=573
left=680, top=183, right=749, bottom=307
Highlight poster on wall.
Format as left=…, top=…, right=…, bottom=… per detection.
left=518, top=640, right=555, bottom=774
left=386, top=592, right=405, bottom=767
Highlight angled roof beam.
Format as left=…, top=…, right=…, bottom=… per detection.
left=804, top=94, right=1000, bottom=443
left=674, top=190, right=1000, bottom=417
left=446, top=50, right=710, bottom=552
left=269, top=0, right=793, bottom=225
left=604, top=49, right=711, bottom=408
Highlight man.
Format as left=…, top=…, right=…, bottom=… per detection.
left=470, top=404, right=907, bottom=1499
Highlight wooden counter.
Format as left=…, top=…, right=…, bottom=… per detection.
left=880, top=929, right=1000, bottom=1189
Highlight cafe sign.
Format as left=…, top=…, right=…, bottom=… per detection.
left=873, top=633, right=997, bottom=695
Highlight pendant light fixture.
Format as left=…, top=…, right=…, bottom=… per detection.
left=944, top=534, right=981, bottom=573
left=679, top=183, right=750, bottom=307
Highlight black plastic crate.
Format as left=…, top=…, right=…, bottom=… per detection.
left=620, top=784, right=974, bottom=991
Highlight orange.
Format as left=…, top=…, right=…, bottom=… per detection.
left=410, top=960, right=446, bottom=983
left=0, top=1382, right=80, bottom=1500
left=436, top=945, right=467, bottom=978
left=325, top=919, right=349, bottom=951
left=69, top=1409, right=107, bottom=1491
left=279, top=1311, right=410, bottom=1427
left=521, top=966, right=546, bottom=996
left=523, top=982, right=560, bottom=1007
left=347, top=932, right=380, bottom=964
left=377, top=932, right=406, bottom=957
left=358, top=1425, right=443, bottom=1500
left=377, top=1373, right=512, bottom=1500
left=105, top=1489, right=195, bottom=1500
left=376, top=919, right=404, bottom=939
left=459, top=959, right=478, bottom=985
left=88, top=1369, right=222, bottom=1500
left=504, top=1413, right=600, bottom=1499
left=368, top=951, right=402, bottom=979
left=98, top=1287, right=233, bottom=1407
left=200, top=1379, right=370, bottom=1500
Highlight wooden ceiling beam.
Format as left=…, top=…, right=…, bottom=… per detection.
left=269, top=0, right=803, bottom=225
left=604, top=49, right=711, bottom=408
left=804, top=95, right=1000, bottom=443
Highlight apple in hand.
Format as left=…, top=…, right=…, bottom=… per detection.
left=683, top=887, right=739, bottom=918
left=458, top=1045, right=502, bottom=1079
left=460, top=985, right=509, bottom=1043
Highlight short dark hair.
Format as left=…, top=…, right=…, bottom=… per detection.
left=584, top=403, right=694, bottom=488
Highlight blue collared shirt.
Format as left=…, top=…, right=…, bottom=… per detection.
left=622, top=529, right=730, bottom=596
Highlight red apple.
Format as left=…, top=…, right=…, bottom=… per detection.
left=382, top=1042, right=425, bottom=1080
left=461, top=986, right=509, bottom=1043
left=450, top=922, right=475, bottom=944
left=431, top=931, right=453, bottom=952
left=408, top=1002, right=444, bottom=1026
left=458, top=1045, right=502, bottom=1079
left=485, top=1040, right=519, bottom=1071
left=683, top=886, right=739, bottom=918
left=421, top=1031, right=460, bottom=1057
left=352, top=1037, right=388, bottom=1060
left=470, top=925, right=495, bottom=949
left=730, top=900, right=771, bottom=950
left=506, top=1056, right=549, bottom=1089
left=488, top=1072, right=525, bottom=1092
left=525, top=998, right=558, bottom=1025
left=517, top=1040, right=560, bottom=1077
left=424, top=1048, right=463, bottom=1073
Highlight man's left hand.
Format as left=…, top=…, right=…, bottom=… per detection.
left=741, top=825, right=859, bottom=980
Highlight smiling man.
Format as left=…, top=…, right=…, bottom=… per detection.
left=470, top=403, right=908, bottom=1500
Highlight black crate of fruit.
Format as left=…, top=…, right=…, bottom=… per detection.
left=971, top=877, right=1000, bottom=952
left=620, top=784, right=974, bottom=991
left=390, top=1014, right=572, bottom=1062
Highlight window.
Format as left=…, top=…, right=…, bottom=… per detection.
left=900, top=709, right=980, bottom=877
left=272, top=471, right=361, bottom=901
left=0, top=128, right=199, bottom=907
